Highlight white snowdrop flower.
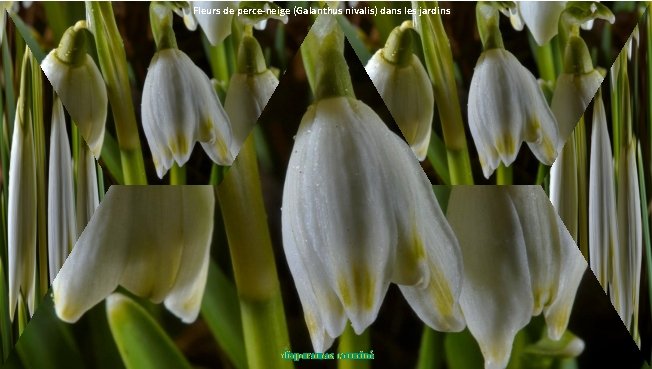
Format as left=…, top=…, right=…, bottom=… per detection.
left=282, top=96, right=464, bottom=352
left=588, top=91, right=616, bottom=290
left=41, top=21, right=107, bottom=158
left=613, top=139, right=642, bottom=340
left=447, top=186, right=586, bottom=369
left=468, top=48, right=559, bottom=178
left=48, top=96, right=76, bottom=283
left=224, top=34, right=278, bottom=156
left=365, top=22, right=434, bottom=161
left=141, top=48, right=234, bottom=178
left=8, top=88, right=37, bottom=321
left=517, top=2, right=567, bottom=45
left=53, top=186, right=215, bottom=324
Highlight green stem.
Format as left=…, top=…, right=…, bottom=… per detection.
left=169, top=163, right=186, bottom=185
left=496, top=163, right=513, bottom=185
left=530, top=37, right=558, bottom=83
left=414, top=1, right=473, bottom=184
left=28, top=51, right=48, bottom=305
left=337, top=325, right=370, bottom=369
left=85, top=2, right=147, bottom=184
left=217, top=135, right=293, bottom=369
left=415, top=328, right=444, bottom=369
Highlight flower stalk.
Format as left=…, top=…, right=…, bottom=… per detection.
left=413, top=1, right=473, bottom=184
left=217, top=135, right=293, bottom=369
left=85, top=1, right=147, bottom=184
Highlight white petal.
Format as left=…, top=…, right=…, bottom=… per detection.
left=551, top=70, right=603, bottom=142
left=48, top=96, right=76, bottom=283
left=282, top=213, right=346, bottom=351
left=192, top=1, right=237, bottom=45
left=365, top=51, right=434, bottom=161
left=54, top=187, right=129, bottom=323
left=519, top=2, right=567, bottom=45
left=447, top=187, right=534, bottom=369
left=163, top=187, right=215, bottom=323
left=508, top=186, right=561, bottom=316
left=8, top=100, right=37, bottom=321
left=41, top=51, right=107, bottom=158
left=0, top=9, right=5, bottom=45
left=224, top=70, right=278, bottom=156
left=588, top=93, right=616, bottom=290
left=53, top=186, right=215, bottom=323
left=468, top=49, right=558, bottom=178
left=544, top=215, right=587, bottom=340
left=614, top=140, right=642, bottom=331
left=390, top=145, right=464, bottom=331
left=549, top=135, right=578, bottom=241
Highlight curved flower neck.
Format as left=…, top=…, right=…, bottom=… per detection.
left=381, top=21, right=416, bottom=67
left=150, top=2, right=178, bottom=51
left=236, top=34, right=267, bottom=75
left=313, top=18, right=355, bottom=101
left=563, top=35, right=593, bottom=75
left=55, top=21, right=91, bottom=66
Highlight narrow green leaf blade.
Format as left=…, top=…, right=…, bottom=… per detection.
left=106, top=294, right=193, bottom=369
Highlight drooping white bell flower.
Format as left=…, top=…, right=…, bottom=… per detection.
left=468, top=48, right=559, bottom=178
left=282, top=96, right=464, bottom=352
left=447, top=186, right=586, bottom=369
left=224, top=34, right=278, bottom=156
left=8, top=87, right=37, bottom=321
left=517, top=2, right=567, bottom=45
left=41, top=21, right=107, bottom=158
left=53, top=186, right=215, bottom=324
left=588, top=91, right=616, bottom=290
left=48, top=96, right=76, bottom=283
left=613, top=139, right=642, bottom=339
left=141, top=48, right=234, bottom=178
left=365, top=22, right=434, bottom=161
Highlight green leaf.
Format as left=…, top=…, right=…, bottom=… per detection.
left=336, top=15, right=372, bottom=65
left=415, top=328, right=445, bottom=369
left=106, top=294, right=193, bottom=369
left=7, top=14, right=46, bottom=63
left=201, top=260, right=247, bottom=369
left=428, top=131, right=451, bottom=185
left=5, top=294, right=86, bottom=369
left=100, top=131, right=124, bottom=185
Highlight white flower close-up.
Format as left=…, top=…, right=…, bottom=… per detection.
left=52, top=186, right=215, bottom=324
left=282, top=95, right=464, bottom=352
left=41, top=22, right=108, bottom=158
left=447, top=186, right=587, bottom=369
left=468, top=48, right=559, bottom=178
left=141, top=48, right=234, bottom=178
